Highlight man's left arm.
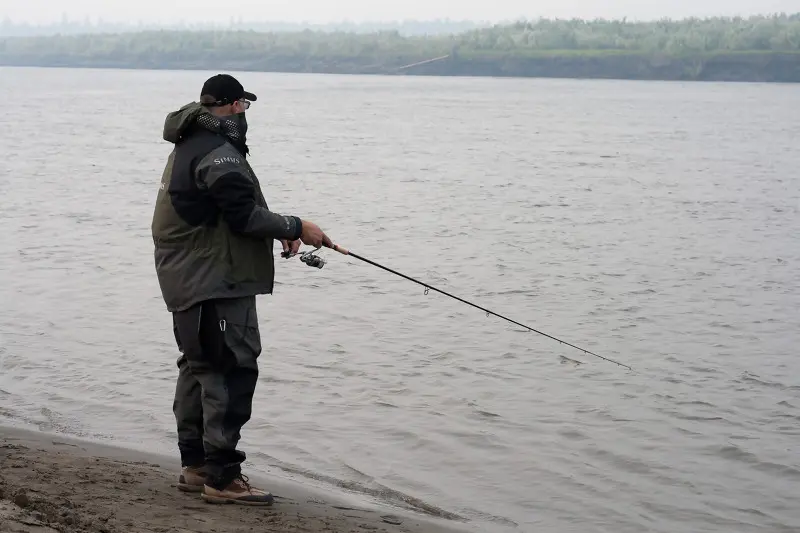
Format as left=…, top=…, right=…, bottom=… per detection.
left=195, top=150, right=303, bottom=242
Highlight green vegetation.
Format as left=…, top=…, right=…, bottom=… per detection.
left=2, top=14, right=800, bottom=81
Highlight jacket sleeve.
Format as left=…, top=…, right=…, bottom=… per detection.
left=195, top=149, right=303, bottom=241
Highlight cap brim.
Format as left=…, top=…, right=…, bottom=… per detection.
left=243, top=90, right=257, bottom=102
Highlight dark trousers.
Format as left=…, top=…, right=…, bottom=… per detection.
left=171, top=295, right=261, bottom=488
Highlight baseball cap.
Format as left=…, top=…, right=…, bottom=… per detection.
left=199, top=74, right=257, bottom=106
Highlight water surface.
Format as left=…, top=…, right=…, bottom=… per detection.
left=1, top=67, right=799, bottom=532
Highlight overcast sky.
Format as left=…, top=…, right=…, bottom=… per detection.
left=3, top=0, right=798, bottom=25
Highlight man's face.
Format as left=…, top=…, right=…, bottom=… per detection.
left=232, top=99, right=251, bottom=114
left=209, top=99, right=249, bottom=117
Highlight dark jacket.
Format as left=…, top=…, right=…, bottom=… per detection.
left=151, top=101, right=302, bottom=313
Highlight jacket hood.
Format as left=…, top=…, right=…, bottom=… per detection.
left=162, top=101, right=248, bottom=156
left=162, top=101, right=208, bottom=144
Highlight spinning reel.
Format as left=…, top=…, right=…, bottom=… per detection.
left=281, top=247, right=326, bottom=269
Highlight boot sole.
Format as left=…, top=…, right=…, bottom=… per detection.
left=201, top=493, right=274, bottom=506
left=177, top=483, right=204, bottom=493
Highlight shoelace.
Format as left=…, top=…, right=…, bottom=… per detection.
left=234, top=473, right=253, bottom=492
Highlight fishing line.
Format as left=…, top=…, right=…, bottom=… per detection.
left=282, top=244, right=632, bottom=371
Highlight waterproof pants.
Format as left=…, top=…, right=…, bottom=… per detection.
left=171, top=295, right=260, bottom=488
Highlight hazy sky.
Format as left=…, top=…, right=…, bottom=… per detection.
left=2, top=0, right=798, bottom=25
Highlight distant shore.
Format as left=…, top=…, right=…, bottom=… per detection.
left=2, top=50, right=800, bottom=83
left=2, top=14, right=800, bottom=83
left=0, top=425, right=468, bottom=533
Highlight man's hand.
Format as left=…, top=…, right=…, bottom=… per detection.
left=281, top=239, right=301, bottom=258
left=299, top=219, right=332, bottom=249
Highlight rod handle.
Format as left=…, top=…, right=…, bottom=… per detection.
left=329, top=243, right=350, bottom=255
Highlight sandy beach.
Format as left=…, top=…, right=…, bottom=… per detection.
left=0, top=425, right=471, bottom=533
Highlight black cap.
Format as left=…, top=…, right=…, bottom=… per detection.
left=199, top=74, right=257, bottom=106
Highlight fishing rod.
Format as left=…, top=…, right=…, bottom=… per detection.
left=282, top=244, right=632, bottom=371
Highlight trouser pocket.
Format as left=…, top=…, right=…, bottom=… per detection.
left=214, top=296, right=261, bottom=371
left=172, top=300, right=230, bottom=373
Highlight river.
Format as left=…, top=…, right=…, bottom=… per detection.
left=1, top=66, right=798, bottom=532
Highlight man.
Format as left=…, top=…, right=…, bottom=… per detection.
left=151, top=73, right=331, bottom=505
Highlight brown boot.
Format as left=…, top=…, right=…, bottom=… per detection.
left=177, top=465, right=208, bottom=492
left=201, top=474, right=274, bottom=506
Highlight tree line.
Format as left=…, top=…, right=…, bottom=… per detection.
left=1, top=14, right=799, bottom=81
left=0, top=16, right=486, bottom=37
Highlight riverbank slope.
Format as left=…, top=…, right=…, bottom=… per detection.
left=0, top=425, right=469, bottom=533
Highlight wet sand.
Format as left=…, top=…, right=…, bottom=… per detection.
left=0, top=426, right=469, bottom=533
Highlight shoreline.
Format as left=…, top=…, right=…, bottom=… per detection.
left=0, top=424, right=474, bottom=533
left=2, top=55, right=800, bottom=84
left=3, top=62, right=800, bottom=86
left=4, top=14, right=800, bottom=83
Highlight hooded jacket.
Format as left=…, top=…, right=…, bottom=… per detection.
left=151, top=101, right=303, bottom=313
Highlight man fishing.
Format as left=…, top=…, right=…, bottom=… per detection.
left=151, top=73, right=332, bottom=505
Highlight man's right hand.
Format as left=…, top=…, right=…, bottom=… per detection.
left=299, top=219, right=332, bottom=248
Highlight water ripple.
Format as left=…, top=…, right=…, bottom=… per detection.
left=1, top=68, right=799, bottom=533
